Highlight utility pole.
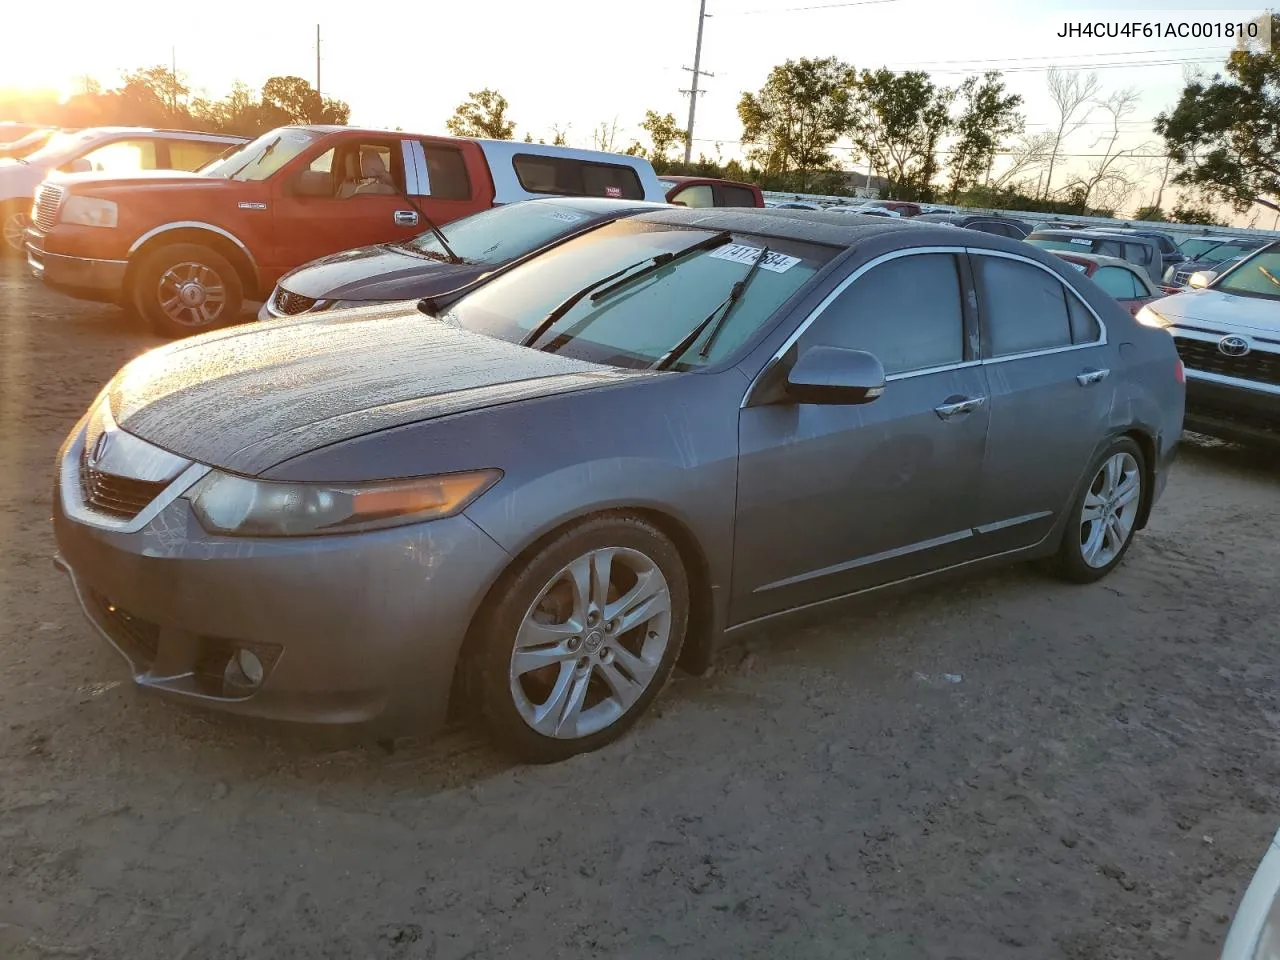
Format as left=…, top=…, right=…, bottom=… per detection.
left=680, top=0, right=713, bottom=165
left=315, top=25, right=322, bottom=96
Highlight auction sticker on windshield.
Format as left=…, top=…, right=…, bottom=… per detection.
left=547, top=211, right=586, bottom=223
left=709, top=244, right=802, bottom=273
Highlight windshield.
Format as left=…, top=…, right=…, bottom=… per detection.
left=1200, top=239, right=1267, bottom=264
left=21, top=130, right=102, bottom=165
left=407, top=202, right=609, bottom=265
left=1215, top=248, right=1280, bottom=301
left=439, top=219, right=834, bottom=370
left=1177, top=237, right=1224, bottom=259
left=200, top=128, right=321, bottom=181
left=1027, top=237, right=1097, bottom=252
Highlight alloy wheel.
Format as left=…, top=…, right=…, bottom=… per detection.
left=1079, top=451, right=1142, bottom=569
left=2, top=210, right=28, bottom=253
left=157, top=261, right=227, bottom=328
left=509, top=546, right=672, bottom=740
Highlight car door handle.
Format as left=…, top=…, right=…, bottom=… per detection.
left=934, top=396, right=987, bottom=420
left=1076, top=368, right=1110, bottom=386
left=393, top=210, right=419, bottom=226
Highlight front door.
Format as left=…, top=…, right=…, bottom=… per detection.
left=967, top=250, right=1118, bottom=553
left=269, top=136, right=421, bottom=276
left=732, top=250, right=992, bottom=624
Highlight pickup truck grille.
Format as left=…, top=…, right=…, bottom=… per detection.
left=1174, top=337, right=1280, bottom=388
left=32, top=183, right=64, bottom=231
left=1171, top=270, right=1193, bottom=286
left=79, top=444, right=168, bottom=519
left=272, top=287, right=317, bottom=316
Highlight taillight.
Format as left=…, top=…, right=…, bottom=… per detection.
left=1175, top=358, right=1185, bottom=383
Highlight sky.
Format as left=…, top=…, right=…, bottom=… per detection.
left=2, top=0, right=1272, bottom=223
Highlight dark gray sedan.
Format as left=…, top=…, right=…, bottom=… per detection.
left=53, top=209, right=1186, bottom=762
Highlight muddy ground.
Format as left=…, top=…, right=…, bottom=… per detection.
left=1, top=260, right=1278, bottom=959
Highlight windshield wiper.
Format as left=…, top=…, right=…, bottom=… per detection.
left=520, top=231, right=732, bottom=349
left=650, top=245, right=772, bottom=371
left=229, top=136, right=279, bottom=179
left=588, top=230, right=732, bottom=304
left=396, top=193, right=463, bottom=264
left=1259, top=263, right=1280, bottom=289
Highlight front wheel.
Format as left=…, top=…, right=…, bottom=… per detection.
left=1050, top=437, right=1146, bottom=583
left=2, top=201, right=29, bottom=257
left=131, top=242, right=243, bottom=338
left=469, top=514, right=690, bottom=763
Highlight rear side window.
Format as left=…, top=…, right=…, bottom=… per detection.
left=1092, top=265, right=1140, bottom=299
left=719, top=185, right=758, bottom=207
left=1093, top=239, right=1125, bottom=259
left=1067, top=294, right=1102, bottom=344
left=422, top=145, right=471, bottom=200
left=1122, top=242, right=1155, bottom=267
left=804, top=253, right=965, bottom=375
left=512, top=154, right=644, bottom=200
left=972, top=255, right=1073, bottom=357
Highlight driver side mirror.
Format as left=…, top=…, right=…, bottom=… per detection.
left=1187, top=270, right=1216, bottom=289
left=785, top=345, right=885, bottom=405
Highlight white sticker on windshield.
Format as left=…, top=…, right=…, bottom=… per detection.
left=708, top=243, right=802, bottom=273
left=1069, top=262, right=1088, bottom=272
left=1069, top=238, right=1092, bottom=246
left=547, top=211, right=586, bottom=223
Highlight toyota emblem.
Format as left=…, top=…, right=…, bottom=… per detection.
left=89, top=432, right=110, bottom=466
left=1218, top=336, right=1250, bottom=357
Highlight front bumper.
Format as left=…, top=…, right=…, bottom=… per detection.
left=1184, top=375, right=1280, bottom=447
left=52, top=422, right=510, bottom=731
left=26, top=229, right=127, bottom=303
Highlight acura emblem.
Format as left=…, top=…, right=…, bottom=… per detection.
left=89, top=432, right=110, bottom=466
left=1218, top=336, right=1250, bottom=357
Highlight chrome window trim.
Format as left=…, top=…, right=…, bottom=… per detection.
left=966, top=247, right=1108, bottom=364
left=404, top=139, right=431, bottom=196
left=127, top=221, right=259, bottom=274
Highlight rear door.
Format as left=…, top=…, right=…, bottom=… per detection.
left=968, top=249, right=1116, bottom=553
left=408, top=138, right=487, bottom=226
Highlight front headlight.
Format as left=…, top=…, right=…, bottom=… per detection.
left=187, top=469, right=502, bottom=537
left=1135, top=305, right=1170, bottom=329
left=60, top=196, right=118, bottom=228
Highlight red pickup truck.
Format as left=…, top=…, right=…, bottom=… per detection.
left=658, top=175, right=763, bottom=209
left=27, top=125, right=668, bottom=336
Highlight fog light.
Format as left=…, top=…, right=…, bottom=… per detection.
left=223, top=647, right=265, bottom=691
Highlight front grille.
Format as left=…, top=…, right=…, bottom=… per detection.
left=272, top=287, right=317, bottom=316
left=1174, top=337, right=1280, bottom=388
left=32, top=183, right=63, bottom=231
left=79, top=445, right=168, bottom=519
left=88, top=590, right=159, bottom=664
left=1172, top=270, right=1192, bottom=286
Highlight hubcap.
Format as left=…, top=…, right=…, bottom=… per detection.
left=157, top=261, right=227, bottom=327
left=3, top=211, right=28, bottom=252
left=1079, top=451, right=1141, bottom=569
left=509, top=546, right=672, bottom=740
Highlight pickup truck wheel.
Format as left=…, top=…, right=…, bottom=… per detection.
left=2, top=202, right=29, bottom=257
left=132, top=243, right=243, bottom=338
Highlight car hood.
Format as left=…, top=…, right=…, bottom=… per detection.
left=1151, top=289, right=1280, bottom=336
left=280, top=244, right=491, bottom=302
left=107, top=305, right=656, bottom=475
left=54, top=169, right=226, bottom=192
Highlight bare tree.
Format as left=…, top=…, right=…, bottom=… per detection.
left=1042, top=67, right=1101, bottom=198
left=550, top=123, right=571, bottom=147
left=1067, top=89, right=1153, bottom=211
left=591, top=118, right=620, bottom=152
left=991, top=131, right=1056, bottom=189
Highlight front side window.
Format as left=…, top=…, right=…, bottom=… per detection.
left=69, top=139, right=158, bottom=173
left=1215, top=249, right=1280, bottom=301
left=405, top=202, right=602, bottom=265
left=512, top=155, right=644, bottom=200
left=295, top=142, right=403, bottom=199
left=442, top=219, right=834, bottom=370
left=201, top=127, right=323, bottom=181
left=973, top=255, right=1073, bottom=357
left=1092, top=266, right=1140, bottom=299
left=801, top=253, right=965, bottom=375
left=671, top=184, right=714, bottom=208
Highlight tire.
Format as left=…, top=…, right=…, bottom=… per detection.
left=2, top=201, right=30, bottom=258
left=1049, top=436, right=1146, bottom=584
left=131, top=242, right=243, bottom=338
left=468, top=514, right=690, bottom=764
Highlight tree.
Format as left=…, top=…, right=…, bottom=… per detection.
left=851, top=69, right=954, bottom=200
left=591, top=118, right=620, bottom=152
left=445, top=89, right=516, bottom=140
left=259, top=76, right=349, bottom=126
left=1066, top=88, right=1149, bottom=212
left=639, top=110, right=686, bottom=161
left=991, top=131, right=1056, bottom=190
left=550, top=123, right=570, bottom=147
left=1171, top=201, right=1225, bottom=225
left=945, top=70, right=1024, bottom=203
left=1133, top=205, right=1167, bottom=221
left=119, top=66, right=189, bottom=124
left=1042, top=67, right=1101, bottom=199
left=737, top=56, right=856, bottom=189
left=1156, top=14, right=1280, bottom=214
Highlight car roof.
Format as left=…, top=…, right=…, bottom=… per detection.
left=627, top=206, right=1031, bottom=251
left=525, top=196, right=669, bottom=215
left=1030, top=228, right=1156, bottom=243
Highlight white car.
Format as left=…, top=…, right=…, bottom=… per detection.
left=0, top=127, right=246, bottom=255
left=1221, top=826, right=1280, bottom=959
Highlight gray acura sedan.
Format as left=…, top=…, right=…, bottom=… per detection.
left=53, top=209, right=1185, bottom=762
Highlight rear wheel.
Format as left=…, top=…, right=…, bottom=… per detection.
left=469, top=514, right=689, bottom=763
left=132, top=242, right=243, bottom=338
left=1050, top=437, right=1146, bottom=583
left=2, top=201, right=29, bottom=257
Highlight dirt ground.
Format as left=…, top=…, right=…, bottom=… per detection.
left=1, top=259, right=1279, bottom=960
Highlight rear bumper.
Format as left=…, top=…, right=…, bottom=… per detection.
left=1184, top=375, right=1280, bottom=447
left=27, top=229, right=126, bottom=303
